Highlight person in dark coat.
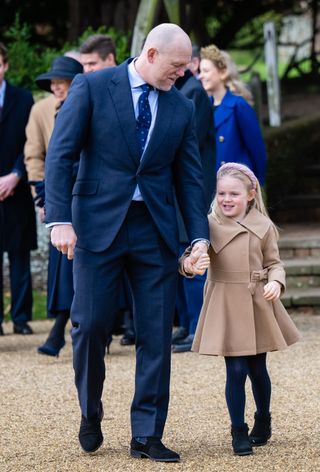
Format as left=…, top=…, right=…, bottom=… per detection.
left=172, top=67, right=215, bottom=352
left=0, top=42, right=36, bottom=335
left=25, top=55, right=83, bottom=355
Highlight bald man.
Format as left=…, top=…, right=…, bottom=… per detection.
left=45, top=23, right=209, bottom=461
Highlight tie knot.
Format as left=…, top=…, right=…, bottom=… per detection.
left=140, top=83, right=153, bottom=95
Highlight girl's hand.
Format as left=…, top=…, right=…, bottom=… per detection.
left=263, top=281, right=282, bottom=301
left=183, top=253, right=210, bottom=276
left=193, top=253, right=210, bottom=275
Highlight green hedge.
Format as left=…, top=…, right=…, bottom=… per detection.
left=264, top=113, right=320, bottom=214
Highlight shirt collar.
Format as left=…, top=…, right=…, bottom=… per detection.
left=128, top=58, right=148, bottom=89
left=0, top=80, right=6, bottom=107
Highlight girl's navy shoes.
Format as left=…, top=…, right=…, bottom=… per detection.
left=231, top=423, right=253, bottom=456
left=249, top=412, right=272, bottom=446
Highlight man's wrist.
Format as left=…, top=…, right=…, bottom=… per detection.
left=191, top=238, right=210, bottom=248
left=46, top=222, right=72, bottom=228
left=11, top=169, right=22, bottom=179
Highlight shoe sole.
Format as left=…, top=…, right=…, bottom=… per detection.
left=249, top=434, right=271, bottom=447
left=250, top=440, right=268, bottom=447
left=130, top=449, right=180, bottom=462
left=80, top=439, right=103, bottom=454
left=172, top=347, right=192, bottom=353
left=234, top=450, right=253, bottom=456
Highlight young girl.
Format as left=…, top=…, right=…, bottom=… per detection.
left=181, top=163, right=300, bottom=456
left=199, top=44, right=267, bottom=186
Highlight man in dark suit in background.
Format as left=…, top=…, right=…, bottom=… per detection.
left=172, top=61, right=215, bottom=352
left=79, top=34, right=117, bottom=72
left=0, top=42, right=37, bottom=335
left=45, top=23, right=209, bottom=462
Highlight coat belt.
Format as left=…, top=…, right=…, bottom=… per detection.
left=209, top=268, right=268, bottom=294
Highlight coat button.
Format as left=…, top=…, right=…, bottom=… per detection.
left=219, top=135, right=225, bottom=142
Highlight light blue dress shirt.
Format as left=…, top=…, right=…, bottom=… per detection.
left=0, top=80, right=6, bottom=108
left=127, top=59, right=159, bottom=201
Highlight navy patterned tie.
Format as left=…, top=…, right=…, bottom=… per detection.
left=136, top=84, right=152, bottom=157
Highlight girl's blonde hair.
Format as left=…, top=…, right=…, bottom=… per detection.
left=211, top=163, right=279, bottom=238
left=201, top=45, right=253, bottom=106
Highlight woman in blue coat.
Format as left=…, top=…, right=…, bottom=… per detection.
left=199, top=45, right=266, bottom=186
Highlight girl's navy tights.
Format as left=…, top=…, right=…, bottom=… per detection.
left=224, top=353, right=271, bottom=427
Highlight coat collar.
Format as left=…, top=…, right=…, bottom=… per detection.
left=209, top=208, right=271, bottom=253
left=108, top=59, right=175, bottom=169
left=214, top=89, right=238, bottom=128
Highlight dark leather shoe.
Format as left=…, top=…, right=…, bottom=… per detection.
left=130, top=437, right=180, bottom=462
left=172, top=334, right=194, bottom=353
left=171, top=326, right=188, bottom=344
left=0, top=324, right=4, bottom=336
left=37, top=339, right=66, bottom=357
left=120, top=333, right=135, bottom=346
left=172, top=342, right=192, bottom=353
left=79, top=404, right=104, bottom=453
left=13, top=323, right=33, bottom=335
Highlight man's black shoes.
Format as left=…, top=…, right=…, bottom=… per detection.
left=130, top=437, right=180, bottom=462
left=120, top=332, right=135, bottom=346
left=13, top=323, right=33, bottom=335
left=79, top=404, right=104, bottom=453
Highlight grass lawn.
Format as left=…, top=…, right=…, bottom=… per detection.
left=4, top=291, right=47, bottom=321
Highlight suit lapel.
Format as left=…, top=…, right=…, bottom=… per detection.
left=108, top=62, right=141, bottom=167
left=0, top=83, right=15, bottom=124
left=138, top=90, right=174, bottom=171
left=108, top=61, right=175, bottom=170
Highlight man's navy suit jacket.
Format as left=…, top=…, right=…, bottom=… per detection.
left=45, top=60, right=209, bottom=254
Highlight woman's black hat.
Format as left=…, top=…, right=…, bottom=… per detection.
left=35, top=56, right=83, bottom=92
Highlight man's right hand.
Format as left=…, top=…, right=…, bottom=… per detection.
left=50, top=224, right=77, bottom=260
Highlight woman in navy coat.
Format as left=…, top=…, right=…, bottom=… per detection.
left=199, top=45, right=266, bottom=186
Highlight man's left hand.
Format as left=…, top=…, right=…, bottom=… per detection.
left=0, top=173, right=20, bottom=201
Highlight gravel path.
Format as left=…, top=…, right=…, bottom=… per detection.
left=0, top=314, right=319, bottom=472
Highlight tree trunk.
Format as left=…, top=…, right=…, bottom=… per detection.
left=130, top=0, right=160, bottom=55
left=67, top=0, right=82, bottom=41
left=163, top=0, right=180, bottom=24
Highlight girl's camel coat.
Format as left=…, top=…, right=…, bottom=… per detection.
left=187, top=209, right=300, bottom=356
